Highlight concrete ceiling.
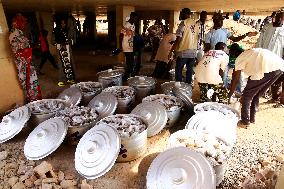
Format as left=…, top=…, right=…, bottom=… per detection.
left=2, top=0, right=284, bottom=13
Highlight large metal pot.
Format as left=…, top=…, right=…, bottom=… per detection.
left=103, top=86, right=135, bottom=114
left=97, top=114, right=148, bottom=162
left=97, top=69, right=123, bottom=88
left=27, top=99, right=68, bottom=127
left=142, top=94, right=182, bottom=128
left=168, top=129, right=232, bottom=186
left=113, top=65, right=125, bottom=77
left=194, top=102, right=240, bottom=125
left=127, top=76, right=156, bottom=103
left=55, top=106, right=99, bottom=145
left=185, top=111, right=237, bottom=147
left=71, top=82, right=103, bottom=105
left=161, top=81, right=192, bottom=97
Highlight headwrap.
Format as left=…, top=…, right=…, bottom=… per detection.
left=12, top=13, right=27, bottom=30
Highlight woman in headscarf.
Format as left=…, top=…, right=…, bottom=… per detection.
left=9, top=13, right=42, bottom=102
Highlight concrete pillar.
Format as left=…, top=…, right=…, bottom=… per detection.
left=116, top=5, right=135, bottom=62
left=36, top=11, right=57, bottom=56
left=0, top=1, right=24, bottom=114
left=169, top=10, right=180, bottom=33
left=107, top=9, right=116, bottom=48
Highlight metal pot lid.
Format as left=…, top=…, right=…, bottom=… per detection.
left=75, top=123, right=120, bottom=179
left=97, top=69, right=123, bottom=78
left=173, top=87, right=194, bottom=110
left=0, top=106, right=31, bottom=143
left=88, top=92, right=118, bottom=119
left=24, top=118, right=67, bottom=160
left=57, top=87, right=82, bottom=106
left=147, top=146, right=216, bottom=189
left=127, top=76, right=156, bottom=87
left=131, top=102, right=167, bottom=137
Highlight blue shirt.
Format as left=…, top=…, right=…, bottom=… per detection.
left=205, top=28, right=232, bottom=50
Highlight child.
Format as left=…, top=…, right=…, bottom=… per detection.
left=195, top=42, right=229, bottom=103
left=38, top=29, right=58, bottom=75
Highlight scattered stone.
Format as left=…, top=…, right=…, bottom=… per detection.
left=64, top=173, right=75, bottom=180
left=33, top=161, right=56, bottom=178
left=60, top=179, right=77, bottom=188
left=34, top=179, right=42, bottom=186
left=42, top=183, right=53, bottom=189
left=8, top=176, right=18, bottom=187
left=12, top=182, right=26, bottom=189
left=81, top=179, right=93, bottom=189
left=28, top=175, right=37, bottom=183
left=58, top=170, right=65, bottom=182
left=276, top=154, right=284, bottom=163
left=19, top=174, right=29, bottom=182
left=261, top=160, right=270, bottom=167
left=42, top=178, right=58, bottom=184
left=17, top=164, right=33, bottom=175
left=0, top=151, right=8, bottom=161
left=27, top=160, right=35, bottom=166
left=24, top=178, right=34, bottom=188
left=0, top=160, right=6, bottom=169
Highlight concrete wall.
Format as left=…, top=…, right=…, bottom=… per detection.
left=0, top=1, right=24, bottom=114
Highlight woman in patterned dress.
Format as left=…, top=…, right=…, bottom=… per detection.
left=9, top=14, right=42, bottom=102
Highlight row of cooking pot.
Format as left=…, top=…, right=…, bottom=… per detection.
left=0, top=99, right=239, bottom=188
left=78, top=105, right=239, bottom=187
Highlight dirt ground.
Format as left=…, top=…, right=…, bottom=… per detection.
left=1, top=19, right=284, bottom=189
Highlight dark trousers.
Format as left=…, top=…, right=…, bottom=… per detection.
left=152, top=61, right=167, bottom=78
left=134, top=51, right=142, bottom=76
left=271, top=73, right=284, bottom=100
left=39, top=51, right=58, bottom=70
left=150, top=37, right=160, bottom=61
left=241, top=70, right=283, bottom=124
left=175, top=57, right=196, bottom=84
left=124, top=52, right=135, bottom=80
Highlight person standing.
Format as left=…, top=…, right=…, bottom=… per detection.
left=119, top=12, right=139, bottom=80
left=147, top=18, right=166, bottom=62
left=38, top=29, right=58, bottom=75
left=256, top=12, right=284, bottom=103
left=169, top=8, right=200, bottom=84
left=196, top=11, right=208, bottom=61
left=52, top=19, right=76, bottom=86
left=228, top=48, right=284, bottom=127
left=204, top=13, right=257, bottom=51
left=233, top=10, right=241, bottom=22
left=261, top=12, right=277, bottom=31
left=152, top=33, right=176, bottom=78
left=195, top=42, right=229, bottom=103
left=9, top=14, right=42, bottom=102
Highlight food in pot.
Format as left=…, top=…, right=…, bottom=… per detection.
left=143, top=94, right=182, bottom=111
left=99, top=114, right=146, bottom=138
left=170, top=131, right=231, bottom=166
left=55, top=106, right=98, bottom=126
left=72, top=82, right=102, bottom=96
left=28, top=100, right=65, bottom=114
left=195, top=104, right=237, bottom=120
left=103, top=86, right=135, bottom=99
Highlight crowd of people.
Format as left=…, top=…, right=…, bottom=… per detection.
left=7, top=9, right=284, bottom=128
left=119, top=9, right=284, bottom=127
